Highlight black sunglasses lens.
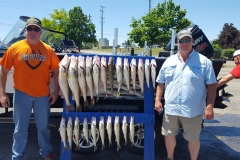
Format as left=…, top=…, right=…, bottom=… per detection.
left=27, top=26, right=40, bottom=32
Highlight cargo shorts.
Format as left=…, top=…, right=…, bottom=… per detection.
left=162, top=111, right=203, bottom=142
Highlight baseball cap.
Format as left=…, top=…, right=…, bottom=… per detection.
left=26, top=17, right=42, bottom=28
left=178, top=29, right=192, bottom=40
left=232, top=49, right=240, bottom=60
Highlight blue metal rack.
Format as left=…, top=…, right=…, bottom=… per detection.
left=60, top=54, right=155, bottom=160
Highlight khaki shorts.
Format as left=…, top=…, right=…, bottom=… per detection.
left=162, top=111, right=203, bottom=141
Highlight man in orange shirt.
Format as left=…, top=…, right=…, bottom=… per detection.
left=0, top=17, right=59, bottom=160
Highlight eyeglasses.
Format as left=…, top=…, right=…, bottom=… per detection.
left=26, top=26, right=41, bottom=32
left=179, top=38, right=192, bottom=44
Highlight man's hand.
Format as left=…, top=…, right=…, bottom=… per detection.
left=204, top=104, right=214, bottom=120
left=0, top=93, right=10, bottom=108
left=49, top=91, right=59, bottom=105
left=154, top=100, right=163, bottom=113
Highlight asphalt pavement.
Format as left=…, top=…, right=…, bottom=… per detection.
left=0, top=61, right=240, bottom=160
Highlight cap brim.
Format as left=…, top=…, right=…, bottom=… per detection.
left=26, top=24, right=41, bottom=28
left=178, top=35, right=192, bottom=40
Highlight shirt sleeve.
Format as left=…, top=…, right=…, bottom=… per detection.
left=230, top=65, right=240, bottom=78
left=205, top=60, right=217, bottom=84
left=0, top=46, right=14, bottom=70
left=49, top=48, right=60, bottom=70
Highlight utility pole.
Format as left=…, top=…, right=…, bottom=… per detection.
left=100, top=6, right=105, bottom=39
left=88, top=14, right=92, bottom=22
left=149, top=0, right=151, bottom=12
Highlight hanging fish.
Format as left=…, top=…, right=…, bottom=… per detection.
left=145, top=59, right=151, bottom=92
left=130, top=58, right=137, bottom=93
left=116, top=57, right=122, bottom=98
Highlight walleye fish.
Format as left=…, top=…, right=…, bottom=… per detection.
left=108, top=57, right=114, bottom=96
left=145, top=59, right=150, bottom=92
left=138, top=58, right=145, bottom=96
left=83, top=117, right=89, bottom=146
left=91, top=116, right=97, bottom=152
left=150, top=59, right=157, bottom=89
left=129, top=116, right=135, bottom=146
left=68, top=55, right=81, bottom=111
left=130, top=58, right=137, bottom=93
left=86, top=56, right=95, bottom=106
left=99, top=116, right=105, bottom=150
left=93, top=55, right=100, bottom=102
left=114, top=116, right=121, bottom=151
left=123, top=58, right=131, bottom=94
left=77, top=56, right=89, bottom=108
left=116, top=57, right=122, bottom=98
left=100, top=57, right=107, bottom=99
left=122, top=115, right=128, bottom=145
left=67, top=116, right=73, bottom=150
left=58, top=55, right=75, bottom=112
left=73, top=116, right=80, bottom=150
left=59, top=117, right=67, bottom=150
left=106, top=116, right=112, bottom=147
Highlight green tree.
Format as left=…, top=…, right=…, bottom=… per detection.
left=128, top=0, right=191, bottom=47
left=41, top=9, right=69, bottom=45
left=217, top=23, right=240, bottom=50
left=222, top=48, right=235, bottom=60
left=64, top=6, right=97, bottom=51
left=212, top=43, right=222, bottom=59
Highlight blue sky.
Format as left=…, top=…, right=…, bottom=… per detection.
left=0, top=0, right=239, bottom=46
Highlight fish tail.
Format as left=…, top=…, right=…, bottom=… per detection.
left=84, top=101, right=89, bottom=108
left=104, top=92, right=107, bottom=99
left=117, top=144, right=121, bottom=151
left=68, top=145, right=72, bottom=150
left=76, top=105, right=82, bottom=112
left=66, top=104, right=75, bottom=113
left=96, top=95, right=99, bottom=102
left=94, top=145, right=97, bottom=152
left=116, top=91, right=120, bottom=98
left=91, top=98, right=95, bottom=106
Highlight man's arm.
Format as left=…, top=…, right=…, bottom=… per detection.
left=0, top=65, right=10, bottom=107
left=49, top=68, right=59, bottom=105
left=204, top=83, right=217, bottom=120
left=154, top=83, right=165, bottom=113
left=217, top=74, right=235, bottom=87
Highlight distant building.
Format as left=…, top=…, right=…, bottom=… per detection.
left=99, top=38, right=109, bottom=48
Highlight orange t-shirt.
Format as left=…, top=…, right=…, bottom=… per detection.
left=0, top=40, right=60, bottom=97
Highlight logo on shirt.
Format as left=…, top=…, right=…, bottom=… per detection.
left=21, top=49, right=46, bottom=70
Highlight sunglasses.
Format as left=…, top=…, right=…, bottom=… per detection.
left=26, top=26, right=41, bottom=32
left=179, top=38, right=192, bottom=44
